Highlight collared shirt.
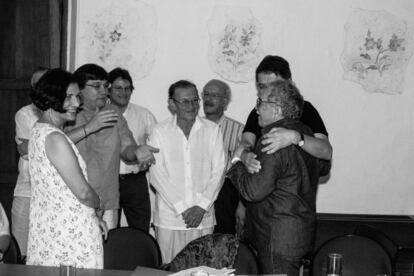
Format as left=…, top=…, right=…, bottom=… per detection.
left=120, top=103, right=157, bottom=174
left=14, top=104, right=41, bottom=197
left=65, top=104, right=136, bottom=209
left=0, top=203, right=9, bottom=237
left=149, top=115, right=225, bottom=230
left=216, top=115, right=244, bottom=172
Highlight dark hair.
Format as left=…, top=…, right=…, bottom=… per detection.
left=30, top=68, right=78, bottom=113
left=31, top=66, right=50, bottom=88
left=268, top=79, right=303, bottom=119
left=74, top=64, right=108, bottom=89
left=108, top=67, right=134, bottom=90
left=168, top=80, right=198, bottom=99
left=255, top=55, right=292, bottom=81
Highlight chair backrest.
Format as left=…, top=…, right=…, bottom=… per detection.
left=354, top=224, right=400, bottom=262
left=3, top=235, right=21, bottom=264
left=233, top=241, right=259, bottom=275
left=169, top=233, right=239, bottom=272
left=103, top=227, right=162, bottom=270
left=312, top=234, right=392, bottom=276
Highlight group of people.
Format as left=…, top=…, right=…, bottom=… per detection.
left=4, top=54, right=332, bottom=275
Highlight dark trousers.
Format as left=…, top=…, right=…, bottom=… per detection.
left=272, top=254, right=302, bottom=276
left=258, top=249, right=302, bottom=276
left=214, top=177, right=239, bottom=234
left=118, top=171, right=150, bottom=232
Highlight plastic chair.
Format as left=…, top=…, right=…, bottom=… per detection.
left=103, top=227, right=162, bottom=270
left=3, top=235, right=21, bottom=264
left=312, top=234, right=392, bottom=276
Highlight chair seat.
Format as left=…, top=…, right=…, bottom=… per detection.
left=312, top=234, right=392, bottom=276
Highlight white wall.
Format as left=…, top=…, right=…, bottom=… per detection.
left=73, top=0, right=414, bottom=215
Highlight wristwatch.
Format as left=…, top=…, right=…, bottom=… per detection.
left=231, top=156, right=241, bottom=164
left=298, top=132, right=305, bottom=147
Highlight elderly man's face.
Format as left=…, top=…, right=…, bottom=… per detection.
left=256, top=90, right=278, bottom=127
left=172, top=86, right=200, bottom=122
left=202, top=82, right=227, bottom=118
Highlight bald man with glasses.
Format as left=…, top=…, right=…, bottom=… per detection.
left=201, top=79, right=245, bottom=236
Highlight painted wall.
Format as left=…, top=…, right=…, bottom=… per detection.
left=72, top=0, right=414, bottom=215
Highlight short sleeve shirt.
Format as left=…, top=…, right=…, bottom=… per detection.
left=120, top=103, right=157, bottom=174
left=243, top=100, right=328, bottom=140
left=65, top=104, right=136, bottom=209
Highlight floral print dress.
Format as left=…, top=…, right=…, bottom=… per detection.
left=27, top=123, right=103, bottom=269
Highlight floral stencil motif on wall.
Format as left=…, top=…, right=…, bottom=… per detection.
left=355, top=30, right=406, bottom=78
left=341, top=9, right=414, bottom=94
left=89, top=22, right=124, bottom=63
left=219, top=23, right=257, bottom=71
left=77, top=0, right=157, bottom=80
left=208, top=6, right=264, bottom=83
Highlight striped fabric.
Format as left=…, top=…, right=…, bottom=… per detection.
left=217, top=116, right=244, bottom=171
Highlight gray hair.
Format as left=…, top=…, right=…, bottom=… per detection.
left=204, top=79, right=231, bottom=102
left=268, top=79, right=304, bottom=119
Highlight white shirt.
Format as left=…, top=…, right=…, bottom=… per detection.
left=120, top=103, right=157, bottom=174
left=0, top=203, right=9, bottom=237
left=14, top=104, right=40, bottom=197
left=149, top=115, right=225, bottom=230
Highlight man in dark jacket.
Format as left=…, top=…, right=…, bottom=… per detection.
left=227, top=79, right=330, bottom=275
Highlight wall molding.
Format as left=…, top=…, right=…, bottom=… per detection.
left=317, top=213, right=414, bottom=224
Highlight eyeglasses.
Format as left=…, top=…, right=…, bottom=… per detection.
left=85, top=82, right=110, bottom=90
left=172, top=98, right=200, bottom=106
left=201, top=92, right=226, bottom=100
left=111, top=86, right=132, bottom=93
left=256, top=97, right=277, bottom=108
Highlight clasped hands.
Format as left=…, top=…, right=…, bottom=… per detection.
left=181, top=206, right=206, bottom=228
left=238, top=127, right=297, bottom=174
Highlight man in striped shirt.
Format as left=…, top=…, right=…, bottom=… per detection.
left=202, top=79, right=245, bottom=235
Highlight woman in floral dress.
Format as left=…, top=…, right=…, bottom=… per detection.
left=27, top=69, right=107, bottom=269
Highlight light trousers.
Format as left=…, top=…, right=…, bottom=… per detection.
left=11, top=196, right=30, bottom=256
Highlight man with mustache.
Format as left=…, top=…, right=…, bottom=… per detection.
left=202, top=79, right=245, bottom=235
left=149, top=80, right=225, bottom=263
left=228, top=80, right=331, bottom=275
